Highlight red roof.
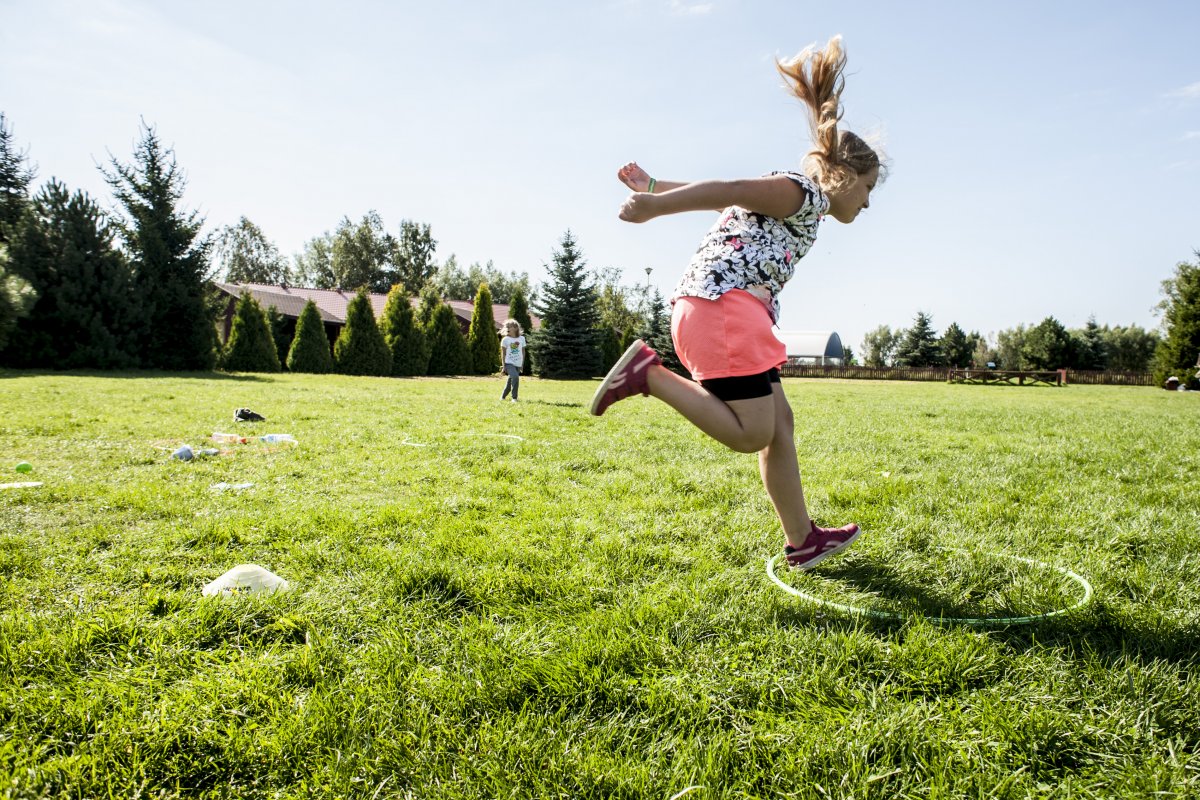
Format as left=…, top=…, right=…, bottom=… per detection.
left=213, top=282, right=539, bottom=330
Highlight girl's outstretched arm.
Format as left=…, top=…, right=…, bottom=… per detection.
left=619, top=174, right=808, bottom=224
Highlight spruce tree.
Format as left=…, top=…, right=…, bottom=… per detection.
left=531, top=231, right=601, bottom=378
left=1071, top=317, right=1108, bottom=371
left=508, top=287, right=534, bottom=375
left=425, top=302, right=472, bottom=375
left=893, top=311, right=943, bottom=367
left=0, top=113, right=36, bottom=247
left=287, top=299, right=334, bottom=373
left=221, top=292, right=281, bottom=372
left=640, top=286, right=686, bottom=375
left=379, top=284, right=429, bottom=376
left=334, top=288, right=392, bottom=376
left=2, top=180, right=138, bottom=368
left=1153, top=251, right=1200, bottom=389
left=103, top=123, right=216, bottom=370
left=468, top=282, right=500, bottom=375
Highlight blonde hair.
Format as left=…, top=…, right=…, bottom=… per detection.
left=776, top=36, right=885, bottom=192
left=500, top=318, right=522, bottom=335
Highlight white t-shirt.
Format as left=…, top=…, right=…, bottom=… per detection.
left=501, top=335, right=526, bottom=368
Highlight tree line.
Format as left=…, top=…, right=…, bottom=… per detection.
left=858, top=313, right=1162, bottom=374
left=0, top=113, right=677, bottom=380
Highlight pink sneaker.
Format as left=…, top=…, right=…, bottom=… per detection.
left=590, top=339, right=662, bottom=416
left=785, top=521, right=861, bottom=569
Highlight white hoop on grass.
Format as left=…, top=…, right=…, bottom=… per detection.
left=400, top=433, right=525, bottom=448
left=766, top=547, right=1093, bottom=627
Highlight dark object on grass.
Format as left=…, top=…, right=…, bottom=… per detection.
left=234, top=408, right=266, bottom=422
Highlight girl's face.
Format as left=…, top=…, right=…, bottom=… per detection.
left=506, top=324, right=519, bottom=336
left=826, top=166, right=879, bottom=224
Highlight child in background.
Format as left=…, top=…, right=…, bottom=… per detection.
left=499, top=319, right=526, bottom=402
left=591, top=36, right=884, bottom=569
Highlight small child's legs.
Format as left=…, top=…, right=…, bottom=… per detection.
left=501, top=364, right=521, bottom=400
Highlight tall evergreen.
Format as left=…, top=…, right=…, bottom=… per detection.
left=286, top=300, right=334, bottom=373
left=508, top=287, right=534, bottom=375
left=416, top=284, right=442, bottom=328
left=468, top=282, right=500, bottom=375
left=2, top=180, right=137, bottom=368
left=379, top=284, right=429, bottom=376
left=266, top=305, right=291, bottom=364
left=640, top=286, right=685, bottom=375
left=531, top=231, right=601, bottom=378
left=940, top=322, right=972, bottom=368
left=333, top=288, right=392, bottom=376
left=1071, top=317, right=1108, bottom=371
left=103, top=123, right=216, bottom=370
left=599, top=326, right=622, bottom=373
left=893, top=311, right=943, bottom=367
left=1023, top=316, right=1074, bottom=370
left=221, top=292, right=281, bottom=372
left=0, top=113, right=36, bottom=247
left=1153, top=251, right=1200, bottom=389
left=425, top=302, right=472, bottom=375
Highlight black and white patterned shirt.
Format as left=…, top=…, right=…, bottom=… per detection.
left=672, top=171, right=828, bottom=322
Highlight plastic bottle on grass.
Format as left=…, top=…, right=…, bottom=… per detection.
left=212, top=432, right=248, bottom=444
left=260, top=434, right=296, bottom=444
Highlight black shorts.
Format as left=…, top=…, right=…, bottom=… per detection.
left=699, top=368, right=781, bottom=402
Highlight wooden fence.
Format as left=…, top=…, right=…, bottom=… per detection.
left=779, top=363, right=1155, bottom=386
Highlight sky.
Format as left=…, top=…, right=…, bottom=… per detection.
left=2, top=0, right=1199, bottom=352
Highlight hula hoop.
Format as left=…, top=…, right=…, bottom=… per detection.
left=400, top=433, right=525, bottom=448
left=1, top=481, right=43, bottom=490
left=766, top=547, right=1093, bottom=627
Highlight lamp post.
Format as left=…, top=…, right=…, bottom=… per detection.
left=644, top=267, right=652, bottom=290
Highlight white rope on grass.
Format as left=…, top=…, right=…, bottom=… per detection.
left=766, top=547, right=1093, bottom=627
left=400, top=433, right=525, bottom=448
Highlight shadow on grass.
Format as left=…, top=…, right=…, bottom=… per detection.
left=0, top=369, right=273, bottom=382
left=774, top=557, right=1200, bottom=665
left=525, top=399, right=585, bottom=409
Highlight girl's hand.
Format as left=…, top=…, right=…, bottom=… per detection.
left=618, top=192, right=658, bottom=223
left=617, top=162, right=651, bottom=192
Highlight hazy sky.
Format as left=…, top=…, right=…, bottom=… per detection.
left=3, top=0, right=1198, bottom=351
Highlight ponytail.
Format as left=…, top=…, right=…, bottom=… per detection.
left=776, top=36, right=882, bottom=192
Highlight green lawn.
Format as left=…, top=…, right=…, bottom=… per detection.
left=2, top=371, right=1199, bottom=798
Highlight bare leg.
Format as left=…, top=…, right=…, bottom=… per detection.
left=757, top=383, right=812, bottom=548
left=644, top=365, right=775, bottom=453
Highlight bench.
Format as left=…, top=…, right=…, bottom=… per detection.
left=949, top=369, right=1063, bottom=386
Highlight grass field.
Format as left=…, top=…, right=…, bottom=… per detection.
left=2, top=370, right=1199, bottom=799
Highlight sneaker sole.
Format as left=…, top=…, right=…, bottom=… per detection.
left=589, top=339, right=649, bottom=416
left=787, top=528, right=862, bottom=570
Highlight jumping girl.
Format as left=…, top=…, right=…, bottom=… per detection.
left=590, top=36, right=884, bottom=570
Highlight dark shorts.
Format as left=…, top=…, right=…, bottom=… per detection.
left=700, top=368, right=781, bottom=402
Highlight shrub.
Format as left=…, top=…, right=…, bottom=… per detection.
left=286, top=299, right=334, bottom=373
left=222, top=292, right=281, bottom=372
left=333, top=288, right=391, bottom=376
left=425, top=302, right=471, bottom=376
left=379, top=285, right=429, bottom=376
left=468, top=282, right=500, bottom=375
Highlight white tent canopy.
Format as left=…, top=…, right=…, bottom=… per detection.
left=774, top=330, right=844, bottom=365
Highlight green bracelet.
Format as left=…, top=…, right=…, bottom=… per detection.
left=648, top=177, right=656, bottom=194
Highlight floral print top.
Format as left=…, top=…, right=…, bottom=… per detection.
left=671, top=171, right=828, bottom=322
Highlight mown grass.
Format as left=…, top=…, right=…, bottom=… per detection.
left=1, top=370, right=1198, bottom=799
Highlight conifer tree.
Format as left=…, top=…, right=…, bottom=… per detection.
left=508, top=287, right=534, bottom=375
left=1153, top=251, right=1200, bottom=389
left=1, top=180, right=137, bottom=368
left=468, top=282, right=500, bottom=375
left=266, top=305, right=290, bottom=364
left=0, top=113, right=36, bottom=247
left=425, top=302, right=472, bottom=375
left=531, top=231, right=601, bottom=378
left=893, top=311, right=943, bottom=367
left=640, top=286, right=686, bottom=375
left=1071, top=317, right=1108, bottom=371
left=379, top=284, right=430, bottom=376
left=334, top=288, right=392, bottom=376
left=940, top=322, right=972, bottom=368
left=599, top=326, right=622, bottom=373
left=416, top=284, right=441, bottom=328
left=287, top=299, right=334, bottom=373
left=1023, top=316, right=1074, bottom=370
left=221, top=292, right=281, bottom=372
left=103, top=123, right=216, bottom=370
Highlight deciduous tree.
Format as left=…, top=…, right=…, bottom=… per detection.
left=1153, top=251, right=1200, bottom=389
left=215, top=216, right=289, bottom=284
